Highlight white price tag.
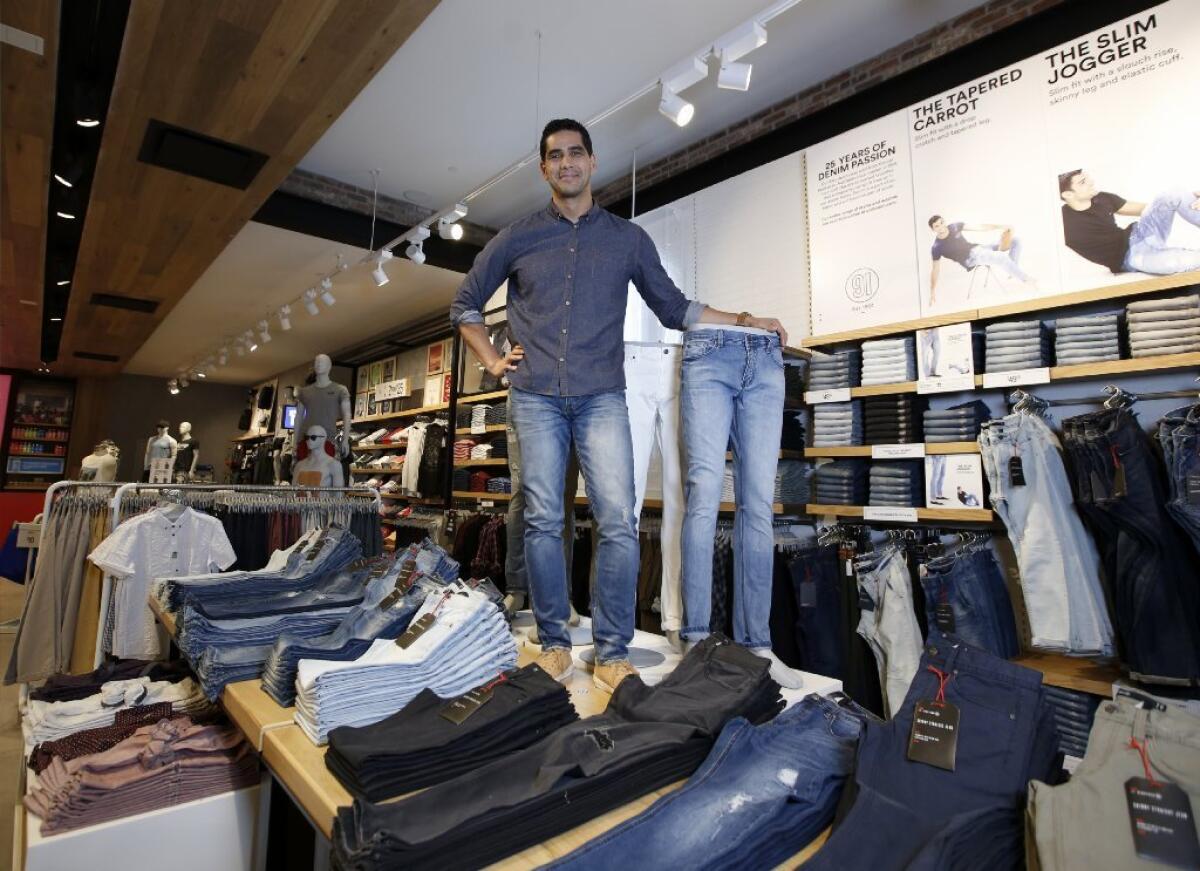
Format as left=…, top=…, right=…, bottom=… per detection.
left=917, top=374, right=976, bottom=395
left=871, top=443, right=926, bottom=460
left=981, top=367, right=1050, bottom=389
left=16, top=523, right=40, bottom=549
left=804, top=387, right=852, bottom=404
left=863, top=506, right=919, bottom=523
left=480, top=500, right=495, bottom=508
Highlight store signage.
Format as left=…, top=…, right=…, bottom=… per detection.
left=871, top=443, right=926, bottom=460
left=148, top=458, right=174, bottom=484
left=863, top=506, right=919, bottom=523
left=804, top=387, right=852, bottom=404
left=375, top=378, right=411, bottom=402
left=981, top=367, right=1050, bottom=389
left=16, top=523, right=40, bottom=549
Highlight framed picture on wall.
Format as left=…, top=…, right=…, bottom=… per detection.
left=354, top=393, right=368, bottom=420
left=378, top=400, right=393, bottom=415
left=426, top=341, right=445, bottom=376
left=381, top=356, right=396, bottom=384
left=367, top=395, right=378, bottom=416
left=370, top=362, right=384, bottom=388
left=356, top=367, right=370, bottom=394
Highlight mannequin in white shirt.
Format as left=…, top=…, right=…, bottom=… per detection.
left=292, top=426, right=344, bottom=487
left=296, top=354, right=352, bottom=459
left=143, top=420, right=178, bottom=475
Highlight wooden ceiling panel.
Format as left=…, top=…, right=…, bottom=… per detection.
left=0, top=0, right=59, bottom=370
left=56, top=0, right=440, bottom=376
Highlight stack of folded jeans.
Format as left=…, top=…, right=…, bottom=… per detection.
left=981, top=412, right=1115, bottom=657
left=1158, top=403, right=1200, bottom=556
left=868, top=461, right=924, bottom=508
left=293, top=581, right=518, bottom=744
left=812, top=401, right=862, bottom=447
left=783, top=356, right=807, bottom=402
left=1061, top=406, right=1200, bottom=683
left=860, top=337, right=916, bottom=385
left=853, top=544, right=923, bottom=718
left=260, top=541, right=459, bottom=706
left=331, top=635, right=783, bottom=870
left=806, top=350, right=861, bottom=391
left=923, top=400, right=990, bottom=443
left=806, top=633, right=1060, bottom=870
left=325, top=663, right=579, bottom=801
left=1039, top=685, right=1098, bottom=762
left=1126, top=293, right=1200, bottom=357
left=1053, top=312, right=1122, bottom=365
left=813, top=460, right=868, bottom=505
left=1028, top=696, right=1200, bottom=871
left=774, top=460, right=811, bottom=504
left=916, top=542, right=1019, bottom=659
left=863, top=395, right=924, bottom=444
left=780, top=410, right=806, bottom=451
left=549, top=693, right=876, bottom=871
left=984, top=319, right=1053, bottom=372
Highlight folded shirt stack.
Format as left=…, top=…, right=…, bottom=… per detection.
left=783, top=357, right=807, bottom=402
left=485, top=404, right=508, bottom=425
left=470, top=405, right=490, bottom=431
left=28, top=702, right=180, bottom=774
left=1054, top=312, right=1123, bottom=366
left=452, top=468, right=470, bottom=491
left=863, top=395, right=925, bottom=445
left=469, top=471, right=491, bottom=492
left=469, top=443, right=494, bottom=460
left=293, top=582, right=519, bottom=744
left=780, top=410, right=806, bottom=452
left=774, top=460, right=812, bottom=505
left=488, top=435, right=509, bottom=459
left=923, top=400, right=991, bottom=443
left=29, top=659, right=193, bottom=704
left=325, top=663, right=579, bottom=802
left=452, top=439, right=476, bottom=461
left=984, top=320, right=1053, bottom=372
left=869, top=461, right=925, bottom=508
left=861, top=337, right=916, bottom=386
left=485, top=477, right=512, bottom=494
left=24, top=716, right=258, bottom=835
left=806, top=350, right=861, bottom=391
left=813, top=460, right=868, bottom=506
left=811, top=400, right=863, bottom=447
left=1125, top=293, right=1200, bottom=358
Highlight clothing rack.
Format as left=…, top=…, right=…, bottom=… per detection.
left=38, top=481, right=123, bottom=550
left=1007, top=386, right=1200, bottom=410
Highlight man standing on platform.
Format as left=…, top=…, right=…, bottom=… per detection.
left=451, top=118, right=787, bottom=692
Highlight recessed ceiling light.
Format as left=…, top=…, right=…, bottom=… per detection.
left=76, top=119, right=101, bottom=128
left=19, top=299, right=36, bottom=306
left=50, top=317, right=62, bottom=322
left=56, top=211, right=76, bottom=220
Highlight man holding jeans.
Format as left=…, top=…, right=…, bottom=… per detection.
left=451, top=118, right=786, bottom=692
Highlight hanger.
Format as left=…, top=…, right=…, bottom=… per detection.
left=1102, top=384, right=1138, bottom=410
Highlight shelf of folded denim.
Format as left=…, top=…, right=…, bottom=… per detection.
left=806, top=441, right=979, bottom=457
left=1010, top=651, right=1121, bottom=697
left=868, top=461, right=924, bottom=508
left=806, top=504, right=994, bottom=522
left=453, top=490, right=515, bottom=501
left=806, top=349, right=862, bottom=390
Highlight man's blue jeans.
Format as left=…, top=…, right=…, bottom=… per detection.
left=509, top=387, right=638, bottom=662
left=1124, top=189, right=1200, bottom=274
left=680, top=330, right=784, bottom=648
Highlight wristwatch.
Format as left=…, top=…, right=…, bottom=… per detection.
left=736, top=311, right=752, bottom=327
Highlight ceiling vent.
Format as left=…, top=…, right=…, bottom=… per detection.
left=90, top=292, right=159, bottom=313
left=138, top=119, right=268, bottom=189
left=73, top=351, right=120, bottom=362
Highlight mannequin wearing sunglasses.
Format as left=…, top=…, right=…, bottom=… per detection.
left=291, top=425, right=344, bottom=487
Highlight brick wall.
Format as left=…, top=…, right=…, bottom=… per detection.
left=594, top=0, right=1067, bottom=207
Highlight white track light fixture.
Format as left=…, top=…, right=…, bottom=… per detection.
left=278, top=305, right=292, bottom=331
left=405, top=241, right=426, bottom=265
left=658, top=88, right=694, bottom=126
left=403, top=227, right=430, bottom=264
left=657, top=55, right=707, bottom=126
left=715, top=21, right=766, bottom=91
left=257, top=320, right=271, bottom=343
left=304, top=288, right=320, bottom=316
left=179, top=375, right=189, bottom=389
left=243, top=329, right=258, bottom=353
left=437, top=219, right=463, bottom=241
left=372, top=250, right=393, bottom=287
left=168, top=379, right=179, bottom=395
left=319, top=277, right=336, bottom=307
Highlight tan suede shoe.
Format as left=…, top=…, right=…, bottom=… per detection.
left=593, top=659, right=638, bottom=693
left=533, top=647, right=574, bottom=682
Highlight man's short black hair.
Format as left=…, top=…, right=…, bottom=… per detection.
left=157, top=419, right=170, bottom=429
left=540, top=119, right=593, bottom=161
left=928, top=215, right=943, bottom=228
left=1058, top=169, right=1083, bottom=194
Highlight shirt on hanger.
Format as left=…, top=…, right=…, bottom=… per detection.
left=89, top=507, right=236, bottom=659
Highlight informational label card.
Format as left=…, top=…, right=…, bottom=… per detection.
left=917, top=323, right=976, bottom=393
left=925, top=454, right=986, bottom=509
left=872, top=443, right=926, bottom=460
left=863, top=506, right=919, bottom=523
left=804, top=387, right=852, bottom=405
left=981, top=367, right=1051, bottom=388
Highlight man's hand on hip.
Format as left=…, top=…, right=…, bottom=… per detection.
left=748, top=317, right=788, bottom=347
left=487, top=345, right=525, bottom=378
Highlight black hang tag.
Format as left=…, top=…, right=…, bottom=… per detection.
left=395, top=612, right=437, bottom=648
left=439, top=682, right=499, bottom=725
left=377, top=589, right=403, bottom=611
left=1008, top=455, right=1026, bottom=486
left=1187, top=475, right=1200, bottom=506
left=1113, top=459, right=1128, bottom=499
left=935, top=602, right=956, bottom=632
left=1090, top=470, right=1108, bottom=502
left=1125, top=777, right=1200, bottom=869
left=907, top=700, right=960, bottom=771
left=857, top=587, right=875, bottom=612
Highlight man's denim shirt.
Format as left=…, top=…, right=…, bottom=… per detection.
left=450, top=202, right=703, bottom=397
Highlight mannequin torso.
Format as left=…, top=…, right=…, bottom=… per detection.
left=81, top=447, right=118, bottom=482
left=296, top=354, right=352, bottom=458
left=291, top=426, right=344, bottom=487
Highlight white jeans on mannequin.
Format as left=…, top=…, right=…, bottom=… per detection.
left=624, top=344, right=684, bottom=632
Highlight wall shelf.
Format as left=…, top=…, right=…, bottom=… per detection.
left=1012, top=651, right=1121, bottom=697
left=353, top=444, right=405, bottom=451
left=805, top=442, right=978, bottom=458
left=452, top=490, right=514, bottom=502
left=455, top=425, right=507, bottom=435
left=351, top=402, right=448, bottom=425
left=456, top=389, right=508, bottom=405
left=807, top=503, right=994, bottom=522
left=453, top=458, right=509, bottom=467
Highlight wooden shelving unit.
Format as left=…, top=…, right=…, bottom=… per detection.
left=805, top=441, right=978, bottom=458
left=1013, top=651, right=1121, bottom=696
left=351, top=465, right=403, bottom=474
left=452, top=490, right=514, bottom=502
left=455, top=424, right=506, bottom=435
left=802, top=270, right=1200, bottom=347
left=456, top=389, right=509, bottom=405
left=351, top=402, right=448, bottom=425
left=807, top=503, right=994, bottom=523
left=353, top=443, right=405, bottom=452
left=453, top=458, right=509, bottom=467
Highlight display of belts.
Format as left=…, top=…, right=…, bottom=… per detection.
left=2, top=375, right=75, bottom=491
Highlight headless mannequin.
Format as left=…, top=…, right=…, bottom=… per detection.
left=144, top=421, right=178, bottom=476
left=292, top=426, right=344, bottom=487
left=296, top=355, right=352, bottom=459
left=175, top=421, right=200, bottom=480
left=81, top=443, right=118, bottom=482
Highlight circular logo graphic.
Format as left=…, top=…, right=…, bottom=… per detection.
left=845, top=268, right=880, bottom=304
